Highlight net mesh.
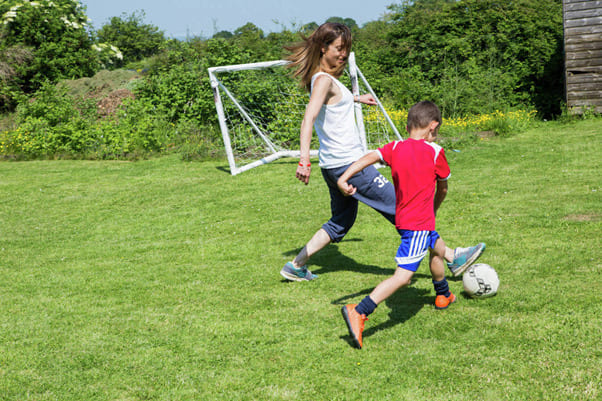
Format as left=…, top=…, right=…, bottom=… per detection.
left=213, top=62, right=402, bottom=174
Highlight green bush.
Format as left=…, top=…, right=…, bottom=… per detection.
left=175, top=121, right=225, bottom=161
left=0, top=0, right=99, bottom=110
left=0, top=84, right=177, bottom=159
left=366, top=0, right=563, bottom=118
left=1, top=84, right=94, bottom=157
left=95, top=10, right=166, bottom=67
left=0, top=2, right=582, bottom=161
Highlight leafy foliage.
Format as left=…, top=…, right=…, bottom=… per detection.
left=0, top=0, right=98, bottom=110
left=0, top=44, right=32, bottom=110
left=380, top=0, right=564, bottom=117
left=0, top=83, right=174, bottom=159
left=95, top=10, right=166, bottom=66
left=325, top=16, right=358, bottom=30
left=0, top=0, right=578, bottom=160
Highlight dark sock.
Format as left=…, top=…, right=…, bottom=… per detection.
left=355, top=296, right=377, bottom=316
left=432, top=279, right=451, bottom=297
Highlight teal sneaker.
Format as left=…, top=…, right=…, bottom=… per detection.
left=280, top=262, right=318, bottom=281
left=447, top=243, right=486, bottom=276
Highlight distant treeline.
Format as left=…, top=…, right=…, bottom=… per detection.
left=0, top=0, right=567, bottom=160
left=1, top=0, right=563, bottom=118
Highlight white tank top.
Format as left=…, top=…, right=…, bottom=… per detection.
left=310, top=72, right=364, bottom=168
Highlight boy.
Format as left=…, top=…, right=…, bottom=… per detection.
left=337, top=101, right=466, bottom=349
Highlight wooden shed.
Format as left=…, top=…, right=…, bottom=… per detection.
left=563, top=0, right=602, bottom=113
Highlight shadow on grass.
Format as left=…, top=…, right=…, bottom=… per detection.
left=215, top=165, right=231, bottom=174
left=332, top=284, right=434, bottom=347
left=283, top=241, right=395, bottom=277
left=282, top=237, right=451, bottom=345
left=282, top=239, right=464, bottom=281
left=215, top=158, right=298, bottom=174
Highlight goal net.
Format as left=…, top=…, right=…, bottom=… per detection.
left=208, top=53, right=402, bottom=175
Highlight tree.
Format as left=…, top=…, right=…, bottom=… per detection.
left=325, top=17, right=358, bottom=30
left=231, top=23, right=268, bottom=56
left=0, top=0, right=99, bottom=110
left=300, top=22, right=319, bottom=34
left=233, top=22, right=264, bottom=39
left=385, top=0, right=564, bottom=116
left=95, top=10, right=166, bottom=66
left=213, top=30, right=233, bottom=39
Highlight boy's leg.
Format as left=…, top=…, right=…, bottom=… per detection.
left=342, top=229, right=423, bottom=349
left=430, top=237, right=447, bottom=281
left=430, top=237, right=456, bottom=309
left=446, top=243, right=486, bottom=276
left=342, top=268, right=413, bottom=349
left=369, top=267, right=414, bottom=304
left=349, top=166, right=479, bottom=270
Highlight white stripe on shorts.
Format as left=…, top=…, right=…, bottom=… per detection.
left=396, top=230, right=429, bottom=266
left=410, top=231, right=427, bottom=256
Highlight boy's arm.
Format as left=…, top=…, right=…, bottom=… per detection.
left=434, top=179, right=448, bottom=215
left=337, top=151, right=382, bottom=196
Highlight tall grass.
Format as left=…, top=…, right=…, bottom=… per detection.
left=0, top=119, right=600, bottom=400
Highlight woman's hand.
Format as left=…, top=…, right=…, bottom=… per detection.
left=296, top=162, right=311, bottom=185
left=358, top=93, right=377, bottom=106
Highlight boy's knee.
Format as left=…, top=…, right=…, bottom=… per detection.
left=393, top=268, right=414, bottom=287
left=430, top=238, right=446, bottom=258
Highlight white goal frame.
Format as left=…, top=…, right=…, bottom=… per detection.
left=208, top=52, right=402, bottom=175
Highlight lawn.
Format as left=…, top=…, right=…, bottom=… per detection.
left=0, top=119, right=600, bottom=400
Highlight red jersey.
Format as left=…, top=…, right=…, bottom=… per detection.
left=377, top=139, right=450, bottom=231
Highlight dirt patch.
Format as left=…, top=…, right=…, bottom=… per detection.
left=564, top=213, right=600, bottom=222
left=60, top=69, right=140, bottom=97
left=96, top=88, right=135, bottom=117
left=58, top=69, right=141, bottom=118
left=477, top=131, right=496, bottom=138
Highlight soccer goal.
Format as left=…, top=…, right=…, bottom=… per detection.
left=208, top=53, right=402, bottom=175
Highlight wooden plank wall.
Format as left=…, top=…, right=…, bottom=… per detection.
left=564, top=0, right=602, bottom=113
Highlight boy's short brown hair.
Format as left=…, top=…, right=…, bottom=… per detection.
left=407, top=101, right=442, bottom=131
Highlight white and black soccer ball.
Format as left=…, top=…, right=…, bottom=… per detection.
left=463, top=263, right=499, bottom=298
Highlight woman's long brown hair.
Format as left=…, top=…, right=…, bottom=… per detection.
left=285, top=22, right=352, bottom=92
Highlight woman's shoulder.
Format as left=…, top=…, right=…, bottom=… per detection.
left=311, top=72, right=335, bottom=91
left=311, top=71, right=333, bottom=84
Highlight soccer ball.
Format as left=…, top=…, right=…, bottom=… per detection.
left=462, top=263, right=499, bottom=298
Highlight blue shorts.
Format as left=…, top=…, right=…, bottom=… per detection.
left=395, top=230, right=440, bottom=272
left=320, top=163, right=396, bottom=243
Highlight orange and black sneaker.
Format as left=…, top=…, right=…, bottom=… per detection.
left=341, top=304, right=368, bottom=349
left=435, top=292, right=457, bottom=310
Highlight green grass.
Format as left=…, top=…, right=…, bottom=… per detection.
left=0, top=119, right=600, bottom=400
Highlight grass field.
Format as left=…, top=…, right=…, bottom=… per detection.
left=0, top=119, right=600, bottom=400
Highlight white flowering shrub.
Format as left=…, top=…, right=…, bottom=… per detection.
left=92, top=43, right=124, bottom=69
left=0, top=0, right=122, bottom=110
left=1, top=0, right=88, bottom=33
left=95, top=10, right=165, bottom=65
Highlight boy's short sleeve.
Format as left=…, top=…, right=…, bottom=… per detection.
left=377, top=141, right=398, bottom=166
left=435, top=148, right=451, bottom=180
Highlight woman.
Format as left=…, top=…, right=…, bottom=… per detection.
left=280, top=23, right=484, bottom=281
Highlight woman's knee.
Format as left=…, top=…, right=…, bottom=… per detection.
left=321, top=220, right=352, bottom=243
